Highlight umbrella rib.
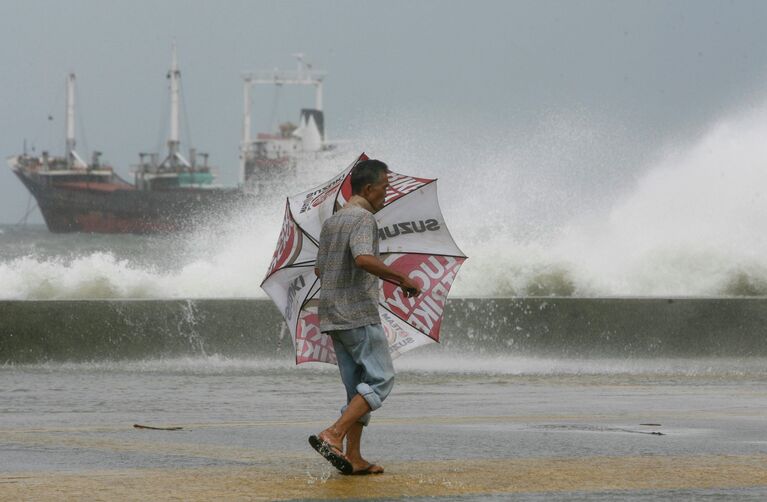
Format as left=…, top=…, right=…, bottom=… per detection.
left=299, top=276, right=320, bottom=312
left=331, top=170, right=354, bottom=214
left=280, top=260, right=316, bottom=269
left=286, top=204, right=320, bottom=247
left=305, top=283, right=320, bottom=302
left=377, top=302, right=435, bottom=340
left=295, top=222, right=319, bottom=247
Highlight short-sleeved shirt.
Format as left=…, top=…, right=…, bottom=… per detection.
left=316, top=205, right=380, bottom=332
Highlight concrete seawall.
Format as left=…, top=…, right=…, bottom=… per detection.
left=1, top=298, right=766, bottom=362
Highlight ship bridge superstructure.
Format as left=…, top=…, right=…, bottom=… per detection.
left=240, top=54, right=332, bottom=193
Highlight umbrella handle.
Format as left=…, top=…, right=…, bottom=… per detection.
left=382, top=277, right=419, bottom=297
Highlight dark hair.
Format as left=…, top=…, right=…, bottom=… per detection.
left=350, top=159, right=388, bottom=194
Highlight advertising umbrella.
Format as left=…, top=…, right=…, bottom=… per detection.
left=261, top=153, right=466, bottom=364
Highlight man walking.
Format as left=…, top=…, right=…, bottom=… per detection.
left=310, top=159, right=421, bottom=475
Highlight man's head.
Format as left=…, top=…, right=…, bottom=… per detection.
left=350, top=159, right=389, bottom=212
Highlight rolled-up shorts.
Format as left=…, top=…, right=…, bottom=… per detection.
left=329, top=323, right=395, bottom=426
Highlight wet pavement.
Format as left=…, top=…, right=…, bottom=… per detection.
left=1, top=357, right=766, bottom=500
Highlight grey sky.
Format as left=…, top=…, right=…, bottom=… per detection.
left=2, top=0, right=767, bottom=224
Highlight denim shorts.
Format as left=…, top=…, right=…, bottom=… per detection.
left=329, top=323, right=395, bottom=426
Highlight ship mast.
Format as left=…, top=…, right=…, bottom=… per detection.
left=65, top=73, right=75, bottom=167
left=163, top=42, right=190, bottom=169
left=65, top=73, right=87, bottom=169
left=240, top=78, right=251, bottom=185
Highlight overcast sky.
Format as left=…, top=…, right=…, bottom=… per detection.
left=2, top=0, right=767, bottom=224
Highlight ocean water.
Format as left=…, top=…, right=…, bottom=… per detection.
left=4, top=102, right=767, bottom=300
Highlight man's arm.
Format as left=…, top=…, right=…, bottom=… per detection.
left=355, top=255, right=422, bottom=298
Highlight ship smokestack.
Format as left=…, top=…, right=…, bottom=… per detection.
left=294, top=109, right=324, bottom=152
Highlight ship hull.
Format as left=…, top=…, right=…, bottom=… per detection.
left=14, top=171, right=252, bottom=234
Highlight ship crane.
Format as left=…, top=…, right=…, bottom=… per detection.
left=240, top=54, right=327, bottom=186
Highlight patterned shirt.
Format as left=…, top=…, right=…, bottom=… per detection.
left=316, top=203, right=380, bottom=332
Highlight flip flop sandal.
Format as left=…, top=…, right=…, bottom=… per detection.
left=344, top=463, right=384, bottom=476
left=308, top=435, right=353, bottom=474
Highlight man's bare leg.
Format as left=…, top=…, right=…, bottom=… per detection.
left=345, top=422, right=384, bottom=473
left=318, top=393, right=370, bottom=452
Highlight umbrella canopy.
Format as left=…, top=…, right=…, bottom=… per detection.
left=261, top=153, right=467, bottom=364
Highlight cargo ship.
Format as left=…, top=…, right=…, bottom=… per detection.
left=8, top=47, right=249, bottom=234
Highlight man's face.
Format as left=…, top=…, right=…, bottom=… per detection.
left=364, top=171, right=390, bottom=212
